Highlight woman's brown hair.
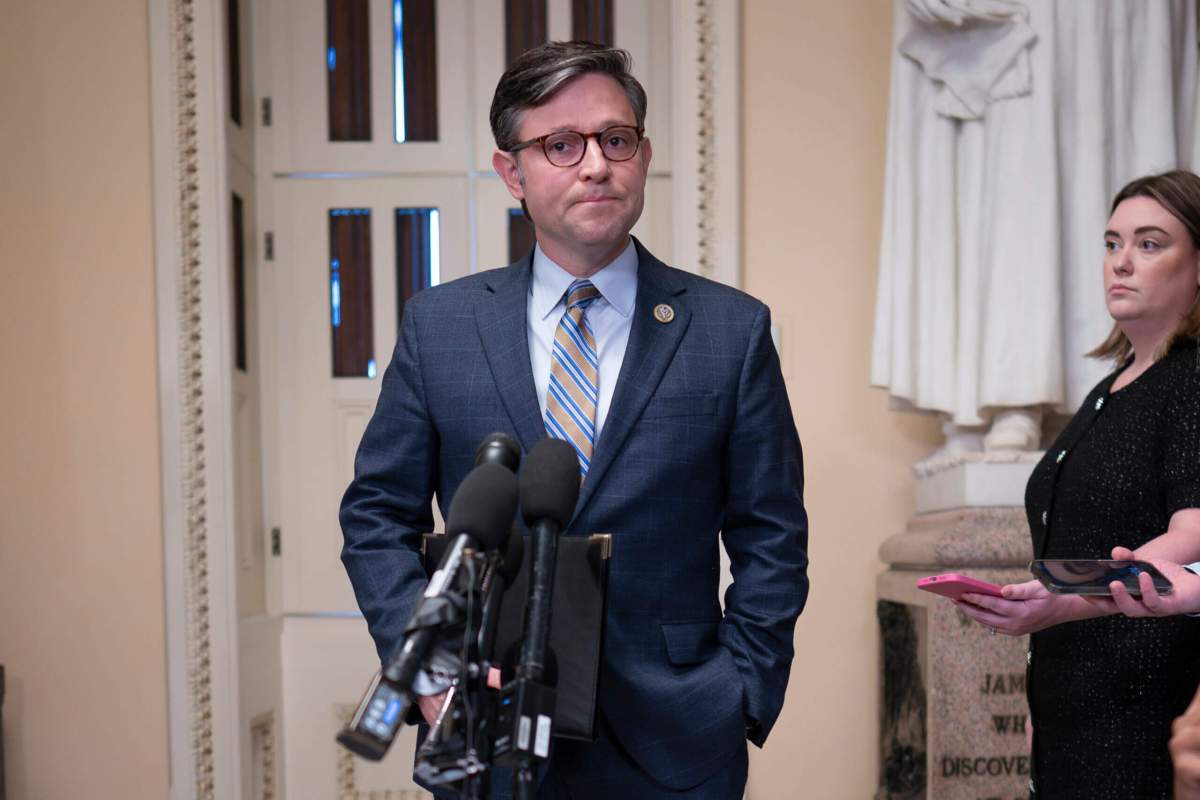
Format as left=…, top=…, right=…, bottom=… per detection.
left=1088, top=169, right=1200, bottom=363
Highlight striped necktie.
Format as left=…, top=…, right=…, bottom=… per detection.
left=545, top=279, right=602, bottom=477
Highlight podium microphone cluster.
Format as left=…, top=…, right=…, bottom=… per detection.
left=337, top=459, right=518, bottom=761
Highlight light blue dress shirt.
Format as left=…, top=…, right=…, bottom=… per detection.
left=528, top=240, right=637, bottom=444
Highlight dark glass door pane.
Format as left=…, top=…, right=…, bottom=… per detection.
left=232, top=193, right=248, bottom=371
left=330, top=209, right=375, bottom=377
left=508, top=208, right=536, bottom=265
left=396, top=208, right=439, bottom=322
left=327, top=0, right=373, bottom=141
left=394, top=0, right=439, bottom=142
left=505, top=0, right=547, bottom=66
left=227, top=0, right=243, bottom=126
left=572, top=0, right=613, bottom=46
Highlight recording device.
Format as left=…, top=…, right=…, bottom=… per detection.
left=337, top=461, right=518, bottom=761
left=493, top=438, right=580, bottom=778
left=1030, top=559, right=1174, bottom=596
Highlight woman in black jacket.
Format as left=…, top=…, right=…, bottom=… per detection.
left=955, top=170, right=1200, bottom=798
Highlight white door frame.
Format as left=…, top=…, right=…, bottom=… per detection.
left=148, top=1, right=740, bottom=796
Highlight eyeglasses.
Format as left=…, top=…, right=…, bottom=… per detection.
left=509, top=125, right=644, bottom=168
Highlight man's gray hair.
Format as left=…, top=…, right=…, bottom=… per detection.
left=490, top=41, right=648, bottom=152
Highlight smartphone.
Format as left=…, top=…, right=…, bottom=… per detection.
left=1029, top=559, right=1173, bottom=596
left=917, top=573, right=1004, bottom=600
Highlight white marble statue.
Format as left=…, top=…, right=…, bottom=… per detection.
left=871, top=0, right=1198, bottom=453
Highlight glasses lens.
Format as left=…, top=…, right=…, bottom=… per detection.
left=600, top=127, right=639, bottom=161
left=543, top=132, right=585, bottom=166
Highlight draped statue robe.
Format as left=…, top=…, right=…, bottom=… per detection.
left=871, top=0, right=1197, bottom=425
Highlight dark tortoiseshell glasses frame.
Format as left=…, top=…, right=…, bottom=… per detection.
left=508, top=125, right=645, bottom=167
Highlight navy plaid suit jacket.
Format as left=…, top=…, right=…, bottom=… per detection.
left=340, top=240, right=809, bottom=790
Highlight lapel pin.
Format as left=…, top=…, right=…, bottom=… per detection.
left=653, top=304, right=675, bottom=324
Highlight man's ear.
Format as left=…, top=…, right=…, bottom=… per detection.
left=493, top=150, right=525, bottom=201
left=640, top=136, right=653, bottom=172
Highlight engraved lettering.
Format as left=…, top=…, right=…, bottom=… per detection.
left=990, top=714, right=1028, bottom=735
left=941, top=755, right=1031, bottom=778
left=980, top=672, right=1026, bottom=695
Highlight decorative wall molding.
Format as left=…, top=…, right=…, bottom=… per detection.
left=152, top=0, right=241, bottom=796
left=251, top=713, right=278, bottom=800
left=672, top=0, right=741, bottom=288
left=170, top=1, right=218, bottom=796
left=694, top=0, right=717, bottom=278
left=334, top=705, right=434, bottom=799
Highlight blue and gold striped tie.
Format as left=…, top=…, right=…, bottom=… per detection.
left=545, top=280, right=602, bottom=477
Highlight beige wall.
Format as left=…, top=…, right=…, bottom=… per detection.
left=0, top=2, right=169, bottom=798
left=742, top=2, right=942, bottom=796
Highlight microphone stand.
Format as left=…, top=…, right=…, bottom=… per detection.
left=510, top=520, right=561, bottom=800
left=414, top=549, right=511, bottom=798
left=458, top=550, right=490, bottom=800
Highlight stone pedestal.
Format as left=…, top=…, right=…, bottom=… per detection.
left=876, top=459, right=1038, bottom=800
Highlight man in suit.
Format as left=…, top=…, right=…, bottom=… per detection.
left=340, top=41, right=808, bottom=798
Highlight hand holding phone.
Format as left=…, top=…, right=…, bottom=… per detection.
left=1030, top=559, right=1174, bottom=596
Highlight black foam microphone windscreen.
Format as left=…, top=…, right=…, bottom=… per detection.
left=519, top=439, right=580, bottom=528
left=474, top=431, right=521, bottom=473
left=446, top=462, right=518, bottom=552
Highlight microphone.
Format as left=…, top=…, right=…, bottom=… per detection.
left=474, top=431, right=521, bottom=473
left=390, top=463, right=515, bottom=685
left=517, top=438, right=579, bottom=682
left=471, top=432, right=525, bottom=662
left=413, top=525, right=526, bottom=787
left=478, top=526, right=525, bottom=663
left=337, top=462, right=518, bottom=761
left=493, top=438, right=579, bottom=774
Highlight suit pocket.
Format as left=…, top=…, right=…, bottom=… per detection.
left=642, top=392, right=718, bottom=420
left=662, top=620, right=720, bottom=665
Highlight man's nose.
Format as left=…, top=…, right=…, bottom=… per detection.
left=577, top=136, right=612, bottom=180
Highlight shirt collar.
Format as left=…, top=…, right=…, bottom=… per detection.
left=530, top=239, right=638, bottom=321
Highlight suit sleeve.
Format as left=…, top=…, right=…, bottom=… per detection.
left=339, top=304, right=439, bottom=664
left=717, top=303, right=809, bottom=747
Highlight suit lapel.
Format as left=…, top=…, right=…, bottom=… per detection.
left=475, top=256, right=546, bottom=453
left=575, top=244, right=691, bottom=516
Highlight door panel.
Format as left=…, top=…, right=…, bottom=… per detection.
left=259, top=3, right=683, bottom=795
left=273, top=176, right=468, bottom=614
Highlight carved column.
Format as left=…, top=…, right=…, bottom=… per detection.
left=877, top=455, right=1037, bottom=800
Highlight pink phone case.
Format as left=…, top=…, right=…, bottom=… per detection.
left=916, top=573, right=1004, bottom=600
